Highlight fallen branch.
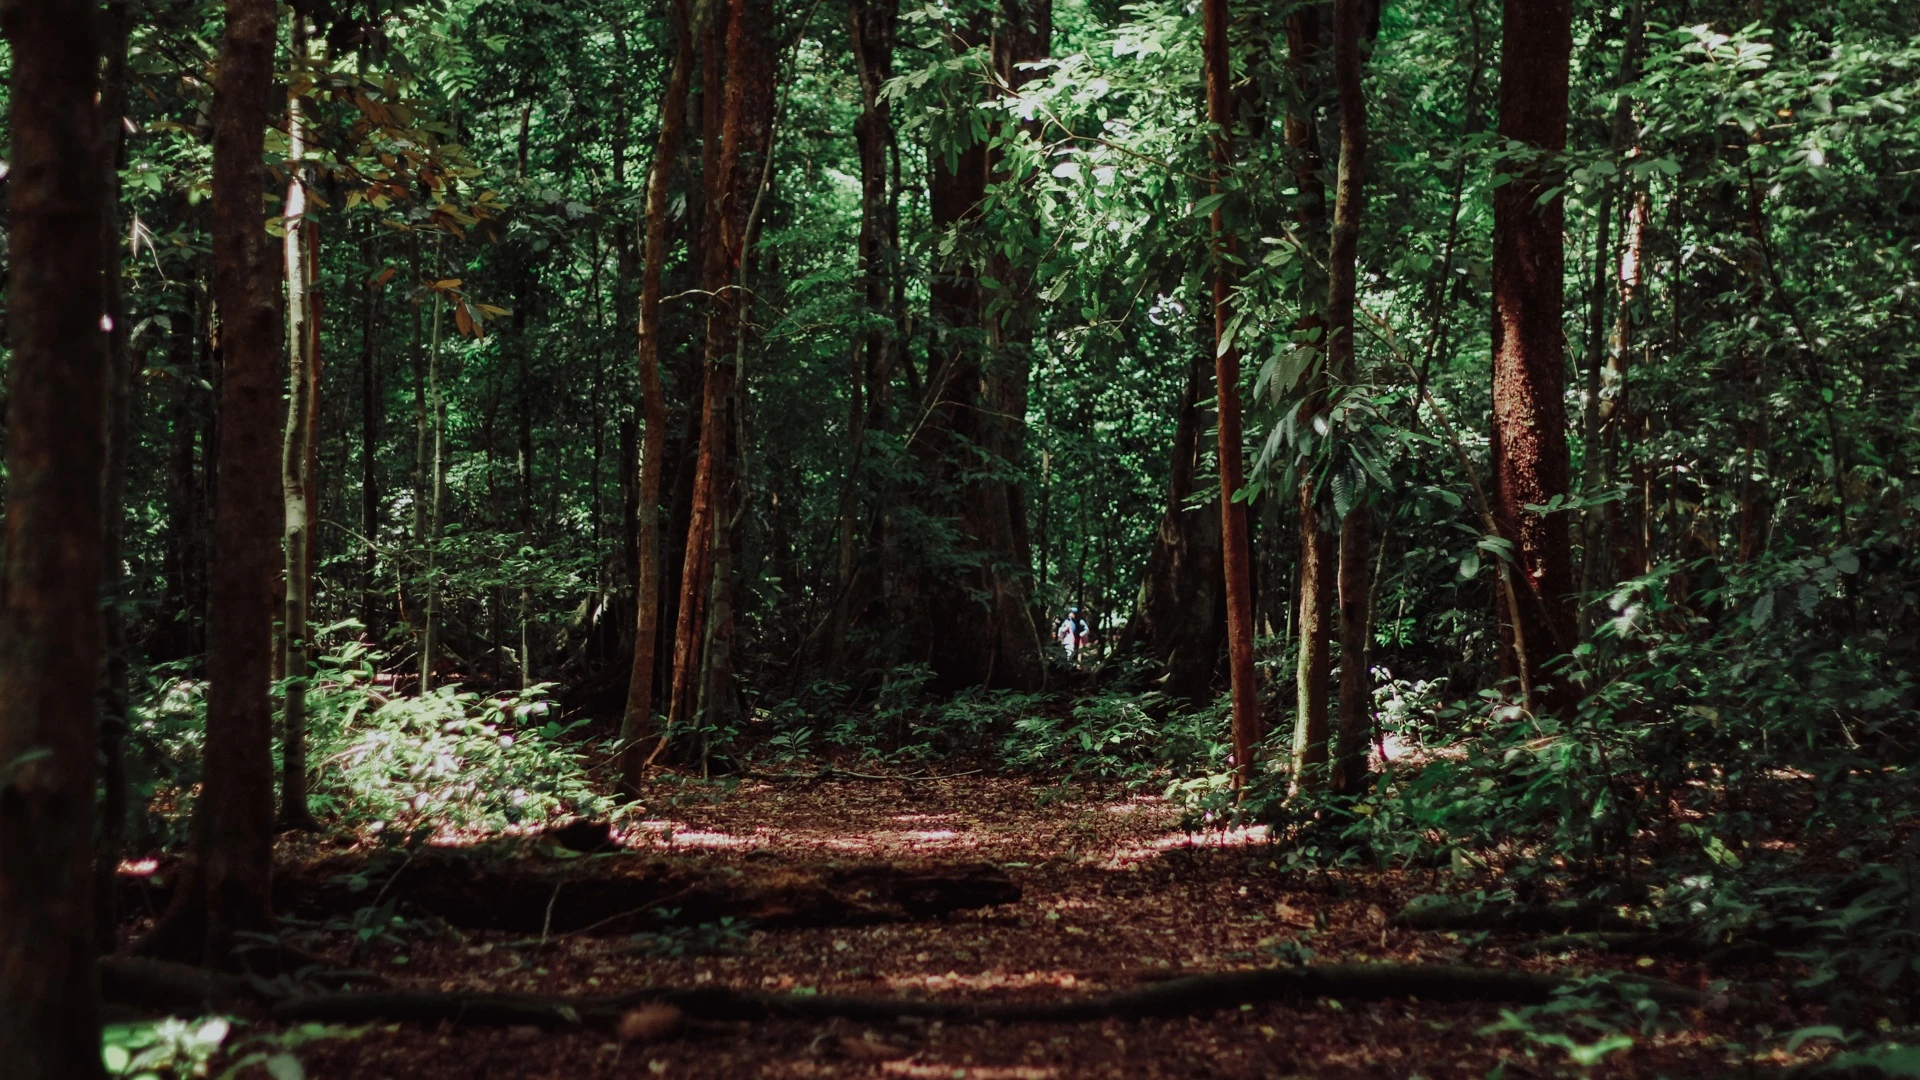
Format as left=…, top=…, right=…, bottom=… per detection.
left=268, top=962, right=1709, bottom=1029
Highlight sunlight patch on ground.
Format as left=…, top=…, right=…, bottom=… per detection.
left=883, top=969, right=1093, bottom=994
left=882, top=1064, right=1059, bottom=1079
left=631, top=821, right=757, bottom=849
left=814, top=829, right=986, bottom=853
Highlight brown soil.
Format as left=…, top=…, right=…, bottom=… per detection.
left=185, top=777, right=1811, bottom=1078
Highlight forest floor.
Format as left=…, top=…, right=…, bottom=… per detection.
left=140, top=777, right=1820, bottom=1079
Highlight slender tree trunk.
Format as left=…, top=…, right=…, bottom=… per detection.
left=1490, top=0, right=1576, bottom=709
left=0, top=0, right=109, bottom=1069
left=1327, top=0, right=1372, bottom=796
left=1285, top=3, right=1334, bottom=785
left=95, top=0, right=136, bottom=946
left=360, top=228, right=382, bottom=638
left=422, top=279, right=446, bottom=692
left=1203, top=0, right=1261, bottom=787
left=621, top=0, right=704, bottom=792
left=1576, top=0, right=1645, bottom=638
left=141, top=0, right=282, bottom=965
left=279, top=11, right=322, bottom=830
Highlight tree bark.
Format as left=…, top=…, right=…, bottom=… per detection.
left=96, top=0, right=136, bottom=945
left=1285, top=4, right=1334, bottom=786
left=664, top=0, right=775, bottom=749
left=1575, top=0, right=1645, bottom=639
left=1114, top=318, right=1225, bottom=702
left=359, top=228, right=383, bottom=638
left=0, top=0, right=110, bottom=1069
left=279, top=10, right=322, bottom=831
left=621, top=0, right=704, bottom=793
left=1490, top=0, right=1576, bottom=709
left=1327, top=0, right=1371, bottom=796
left=1203, top=0, right=1261, bottom=787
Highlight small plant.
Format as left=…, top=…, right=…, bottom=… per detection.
left=626, top=910, right=750, bottom=957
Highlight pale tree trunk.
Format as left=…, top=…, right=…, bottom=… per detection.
left=0, top=0, right=109, bottom=1068
left=621, top=0, right=704, bottom=793
left=1576, top=0, right=1645, bottom=638
left=1203, top=0, right=1262, bottom=787
left=140, top=0, right=282, bottom=965
left=421, top=277, right=447, bottom=692
left=1327, top=0, right=1372, bottom=796
left=1286, top=4, right=1334, bottom=786
left=279, top=11, right=322, bottom=830
left=1490, top=0, right=1577, bottom=710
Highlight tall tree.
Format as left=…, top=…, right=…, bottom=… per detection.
left=621, top=0, right=705, bottom=791
left=1203, top=0, right=1261, bottom=785
left=665, top=0, right=776, bottom=744
left=1490, top=0, right=1576, bottom=706
left=1286, top=4, right=1334, bottom=785
left=141, top=0, right=282, bottom=964
left=1327, top=0, right=1372, bottom=795
left=0, top=0, right=109, bottom=1070
left=279, top=6, right=323, bottom=831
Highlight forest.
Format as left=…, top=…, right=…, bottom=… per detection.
left=1, top=0, right=1917, bottom=1074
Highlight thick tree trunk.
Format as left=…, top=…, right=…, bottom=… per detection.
left=1490, top=0, right=1576, bottom=709
left=279, top=14, right=322, bottom=831
left=0, top=0, right=109, bottom=1070
left=1326, top=0, right=1372, bottom=796
left=137, top=0, right=281, bottom=967
left=621, top=0, right=703, bottom=792
left=664, top=0, right=774, bottom=748
left=1202, top=0, right=1261, bottom=786
left=1115, top=322, right=1225, bottom=702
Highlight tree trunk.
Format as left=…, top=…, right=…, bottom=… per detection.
left=1285, top=3, right=1334, bottom=786
left=141, top=0, right=281, bottom=966
left=1114, top=317, right=1225, bottom=702
left=0, top=0, right=109, bottom=1069
left=1490, top=0, right=1576, bottom=709
left=1575, top=0, right=1645, bottom=639
left=420, top=265, right=447, bottom=692
left=1327, top=0, right=1372, bottom=796
left=360, top=227, right=382, bottom=639
left=96, top=0, right=136, bottom=946
left=664, top=0, right=774, bottom=750
left=279, top=11, right=322, bottom=831
left=1203, top=0, right=1261, bottom=787
left=621, top=0, right=703, bottom=792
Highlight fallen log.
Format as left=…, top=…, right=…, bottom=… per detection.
left=264, top=849, right=1020, bottom=934
left=267, top=963, right=1710, bottom=1029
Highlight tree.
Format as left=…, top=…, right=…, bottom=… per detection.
left=0, top=0, right=110, bottom=1070
left=280, top=6, right=324, bottom=831
left=1327, top=0, right=1372, bottom=795
left=1490, top=0, right=1576, bottom=707
left=1202, top=0, right=1260, bottom=786
left=141, top=0, right=282, bottom=965
left=622, top=0, right=705, bottom=791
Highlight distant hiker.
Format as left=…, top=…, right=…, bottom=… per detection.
left=1057, top=607, right=1088, bottom=659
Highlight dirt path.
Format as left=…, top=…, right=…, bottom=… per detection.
left=266, top=778, right=1774, bottom=1078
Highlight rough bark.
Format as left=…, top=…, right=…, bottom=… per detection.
left=140, top=0, right=283, bottom=965
left=665, top=0, right=775, bottom=746
left=1115, top=326, right=1225, bottom=702
left=279, top=12, right=323, bottom=831
left=1327, top=0, right=1372, bottom=796
left=1490, top=0, right=1577, bottom=707
left=0, top=0, right=110, bottom=1070
left=622, top=0, right=703, bottom=793
left=1203, top=0, right=1261, bottom=786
